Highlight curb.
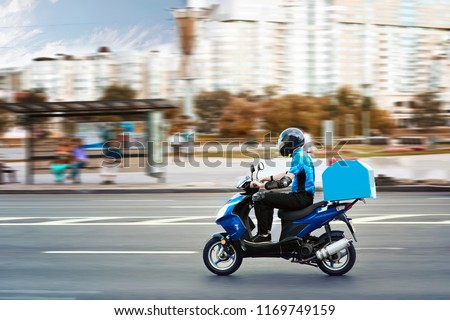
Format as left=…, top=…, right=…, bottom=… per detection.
left=0, top=185, right=449, bottom=195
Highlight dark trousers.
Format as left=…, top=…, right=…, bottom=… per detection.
left=254, top=192, right=313, bottom=235
left=71, top=161, right=86, bottom=180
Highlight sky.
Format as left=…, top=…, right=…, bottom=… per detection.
left=0, top=0, right=185, bottom=68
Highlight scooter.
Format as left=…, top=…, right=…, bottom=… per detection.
left=203, top=162, right=363, bottom=276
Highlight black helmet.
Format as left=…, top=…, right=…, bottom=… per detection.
left=277, top=128, right=305, bottom=156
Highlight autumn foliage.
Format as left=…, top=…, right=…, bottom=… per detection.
left=217, top=97, right=259, bottom=138
left=188, top=85, right=397, bottom=138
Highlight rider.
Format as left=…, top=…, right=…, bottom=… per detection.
left=250, top=128, right=315, bottom=242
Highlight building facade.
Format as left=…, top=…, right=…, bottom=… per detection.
left=177, top=0, right=450, bottom=126
left=12, top=47, right=177, bottom=103
left=1, top=0, right=449, bottom=128
left=0, top=67, right=23, bottom=102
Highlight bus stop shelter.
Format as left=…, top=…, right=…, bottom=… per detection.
left=0, top=99, right=176, bottom=184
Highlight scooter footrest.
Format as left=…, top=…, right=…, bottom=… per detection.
left=241, top=237, right=303, bottom=257
left=279, top=236, right=303, bottom=244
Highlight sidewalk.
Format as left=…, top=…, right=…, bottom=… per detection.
left=1, top=154, right=449, bottom=194
left=1, top=157, right=265, bottom=193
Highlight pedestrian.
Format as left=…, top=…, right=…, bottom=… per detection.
left=250, top=128, right=315, bottom=242
left=69, top=138, right=88, bottom=183
left=100, top=140, right=122, bottom=184
left=50, top=138, right=72, bottom=184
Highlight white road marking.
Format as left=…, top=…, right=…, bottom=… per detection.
left=0, top=205, right=220, bottom=209
left=167, top=206, right=221, bottom=209
left=94, top=200, right=175, bottom=202
left=37, top=218, right=114, bottom=225
left=0, top=215, right=212, bottom=220
left=0, top=289, right=100, bottom=294
left=0, top=199, right=175, bottom=202
left=0, top=222, right=215, bottom=226
left=132, top=216, right=213, bottom=225
left=43, top=249, right=402, bottom=255
left=0, top=217, right=40, bottom=221
left=43, top=251, right=198, bottom=254
left=0, top=214, right=449, bottom=226
left=352, top=214, right=422, bottom=223
left=354, top=221, right=450, bottom=225
left=356, top=248, right=405, bottom=250
left=355, top=204, right=447, bottom=206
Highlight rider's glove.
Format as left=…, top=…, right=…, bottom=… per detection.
left=265, top=176, right=292, bottom=190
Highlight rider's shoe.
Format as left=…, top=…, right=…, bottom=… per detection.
left=252, top=234, right=271, bottom=243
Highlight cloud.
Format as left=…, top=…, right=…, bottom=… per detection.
left=84, top=25, right=176, bottom=52
left=0, top=0, right=35, bottom=17
left=0, top=0, right=43, bottom=68
left=0, top=0, right=177, bottom=68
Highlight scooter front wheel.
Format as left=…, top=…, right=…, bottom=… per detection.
left=203, top=237, right=242, bottom=276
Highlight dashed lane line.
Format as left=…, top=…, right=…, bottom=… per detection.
left=43, top=249, right=401, bottom=255
left=0, top=214, right=449, bottom=226
left=43, top=251, right=198, bottom=254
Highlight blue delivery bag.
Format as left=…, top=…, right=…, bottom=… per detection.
left=322, top=160, right=376, bottom=201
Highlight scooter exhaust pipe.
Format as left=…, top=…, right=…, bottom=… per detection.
left=316, top=238, right=353, bottom=260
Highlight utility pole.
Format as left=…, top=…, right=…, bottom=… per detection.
left=173, top=8, right=199, bottom=119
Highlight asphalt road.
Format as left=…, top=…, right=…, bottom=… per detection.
left=0, top=192, right=449, bottom=300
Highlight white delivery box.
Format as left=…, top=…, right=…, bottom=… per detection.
left=322, top=160, right=376, bottom=201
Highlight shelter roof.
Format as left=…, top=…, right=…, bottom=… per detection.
left=0, top=99, right=176, bottom=117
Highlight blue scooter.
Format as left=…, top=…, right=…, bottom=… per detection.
left=203, top=163, right=362, bottom=276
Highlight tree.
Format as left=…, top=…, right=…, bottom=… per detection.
left=336, top=86, right=360, bottom=110
left=260, top=94, right=327, bottom=137
left=332, top=86, right=363, bottom=136
left=410, top=91, right=446, bottom=129
left=263, top=85, right=280, bottom=98
left=328, top=86, right=395, bottom=137
left=217, top=97, right=259, bottom=137
left=13, top=90, right=49, bottom=136
left=0, top=99, right=15, bottom=137
left=165, top=107, right=196, bottom=134
left=194, top=90, right=232, bottom=133
left=101, top=84, right=136, bottom=100
left=371, top=108, right=396, bottom=135
left=259, top=86, right=396, bottom=138
left=15, top=89, right=47, bottom=103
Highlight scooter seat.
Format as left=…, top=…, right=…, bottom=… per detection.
left=278, top=201, right=328, bottom=221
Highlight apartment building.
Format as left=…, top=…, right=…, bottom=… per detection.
left=0, top=67, right=23, bottom=102
left=332, top=0, right=450, bottom=126
left=1, top=0, right=449, bottom=127
left=177, top=0, right=450, bottom=126
left=18, top=47, right=176, bottom=102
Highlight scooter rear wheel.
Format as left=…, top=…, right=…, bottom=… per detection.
left=317, top=235, right=356, bottom=276
left=203, top=238, right=242, bottom=276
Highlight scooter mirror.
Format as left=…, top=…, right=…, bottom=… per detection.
left=250, top=164, right=255, bottom=173
left=257, top=162, right=265, bottom=171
